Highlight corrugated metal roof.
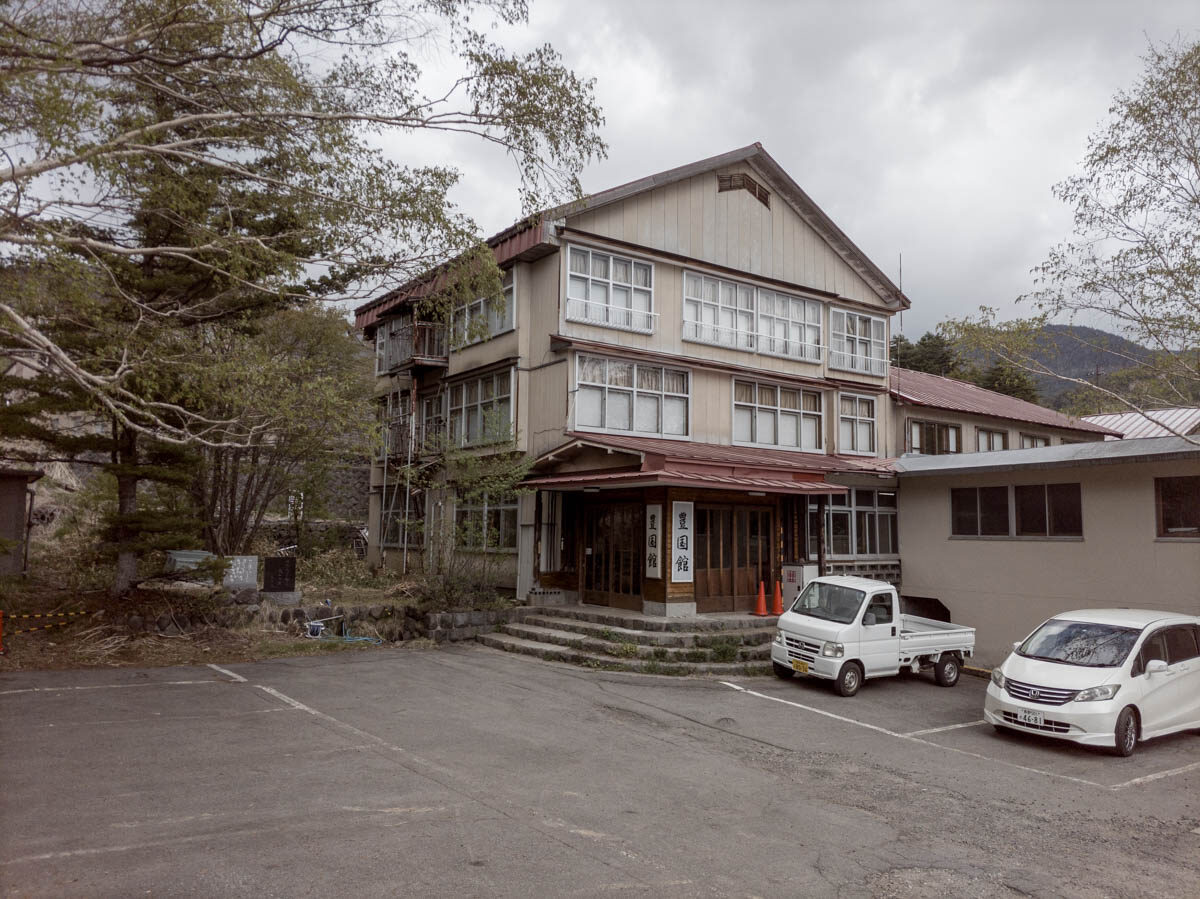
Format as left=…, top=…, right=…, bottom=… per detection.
left=1083, top=407, right=1200, bottom=440
left=554, top=432, right=895, bottom=474
left=523, top=468, right=849, bottom=495
left=890, top=368, right=1118, bottom=435
left=892, top=435, right=1200, bottom=477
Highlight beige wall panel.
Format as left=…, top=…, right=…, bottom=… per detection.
left=448, top=330, right=518, bottom=377
left=651, top=186, right=666, bottom=252
left=897, top=460, right=1200, bottom=665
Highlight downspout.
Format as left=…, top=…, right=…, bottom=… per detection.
left=401, top=380, right=415, bottom=574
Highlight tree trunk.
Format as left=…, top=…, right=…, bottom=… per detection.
left=113, top=426, right=139, bottom=597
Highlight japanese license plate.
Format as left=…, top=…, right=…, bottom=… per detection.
left=1017, top=708, right=1044, bottom=727
left=791, top=659, right=809, bottom=674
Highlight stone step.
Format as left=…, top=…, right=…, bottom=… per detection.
left=523, top=614, right=776, bottom=648
left=477, top=632, right=773, bottom=677
left=500, top=622, right=771, bottom=662
left=537, top=604, right=779, bottom=632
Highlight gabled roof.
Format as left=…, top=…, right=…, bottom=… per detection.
left=525, top=432, right=892, bottom=495
left=889, top=367, right=1118, bottom=436
left=355, top=143, right=909, bottom=330
left=1083, top=407, right=1200, bottom=440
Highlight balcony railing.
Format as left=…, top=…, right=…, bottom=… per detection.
left=379, top=321, right=448, bottom=373
left=565, top=298, right=656, bottom=334
left=382, top=416, right=444, bottom=459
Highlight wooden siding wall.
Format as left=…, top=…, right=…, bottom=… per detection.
left=889, top=406, right=1106, bottom=458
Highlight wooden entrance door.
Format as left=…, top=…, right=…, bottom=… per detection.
left=694, top=505, right=773, bottom=613
left=582, top=503, right=642, bottom=610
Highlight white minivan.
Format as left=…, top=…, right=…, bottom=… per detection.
left=984, top=609, right=1200, bottom=756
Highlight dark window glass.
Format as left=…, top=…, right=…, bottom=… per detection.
left=830, top=511, right=851, bottom=554
left=1138, top=632, right=1169, bottom=674
left=1157, top=476, right=1200, bottom=537
left=951, top=488, right=978, bottom=536
left=866, top=596, right=893, bottom=624
left=1047, top=483, right=1082, bottom=536
left=1015, top=485, right=1048, bottom=536
left=979, top=487, right=1010, bottom=536
left=1165, top=626, right=1199, bottom=664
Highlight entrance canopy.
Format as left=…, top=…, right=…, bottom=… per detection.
left=527, top=432, right=893, bottom=495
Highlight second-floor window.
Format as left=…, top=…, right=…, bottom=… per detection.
left=448, top=369, right=512, bottom=447
left=977, top=428, right=1008, bottom=451
left=757, top=290, right=822, bottom=362
left=576, top=354, right=689, bottom=438
left=454, top=270, right=514, bottom=346
left=910, top=420, right=961, bottom=455
left=838, top=394, right=876, bottom=455
left=1021, top=433, right=1050, bottom=449
left=566, top=246, right=654, bottom=334
left=830, top=309, right=886, bottom=376
left=683, top=272, right=756, bottom=351
left=733, top=379, right=822, bottom=450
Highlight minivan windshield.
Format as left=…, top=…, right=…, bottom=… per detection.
left=1016, top=619, right=1141, bottom=668
left=792, top=582, right=865, bottom=624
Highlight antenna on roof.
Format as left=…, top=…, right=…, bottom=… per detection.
left=898, top=252, right=903, bottom=334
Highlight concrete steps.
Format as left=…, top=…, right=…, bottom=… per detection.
left=476, top=605, right=780, bottom=676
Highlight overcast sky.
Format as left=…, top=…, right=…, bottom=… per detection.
left=394, top=0, right=1200, bottom=337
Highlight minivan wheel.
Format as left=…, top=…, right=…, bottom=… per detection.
left=933, top=655, right=960, bottom=687
left=772, top=661, right=795, bottom=680
left=1112, top=707, right=1138, bottom=757
left=834, top=661, right=863, bottom=697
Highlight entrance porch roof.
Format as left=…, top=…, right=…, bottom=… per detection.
left=525, top=432, right=891, bottom=495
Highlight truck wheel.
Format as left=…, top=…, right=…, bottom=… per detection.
left=1111, top=707, right=1138, bottom=757
left=834, top=661, right=863, bottom=697
left=933, top=655, right=960, bottom=687
left=772, top=661, right=795, bottom=680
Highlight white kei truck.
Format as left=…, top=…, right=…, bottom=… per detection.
left=770, top=575, right=976, bottom=696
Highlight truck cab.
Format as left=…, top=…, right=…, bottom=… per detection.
left=771, top=575, right=974, bottom=696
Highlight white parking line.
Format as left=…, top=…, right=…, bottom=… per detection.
left=0, top=681, right=218, bottom=696
left=1112, top=760, right=1200, bottom=790
left=905, top=720, right=988, bottom=737
left=206, top=663, right=247, bottom=682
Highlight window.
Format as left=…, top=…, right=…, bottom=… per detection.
left=910, top=420, right=961, bottom=455
left=950, top=486, right=1010, bottom=536
left=838, top=394, right=876, bottom=455
left=803, top=491, right=897, bottom=559
left=1020, top=434, right=1050, bottom=449
left=830, top=309, right=886, bottom=375
left=576, top=354, right=688, bottom=438
left=733, top=380, right=822, bottom=450
left=374, top=317, right=407, bottom=374
left=683, top=271, right=755, bottom=350
left=453, top=269, right=514, bottom=346
left=448, top=369, right=513, bottom=447
left=455, top=492, right=518, bottom=552
left=1014, top=483, right=1082, bottom=537
left=865, top=595, right=893, bottom=624
left=977, top=428, right=1008, bottom=452
left=757, top=290, right=822, bottom=362
left=1165, top=626, right=1200, bottom=664
left=1156, top=476, right=1200, bottom=538
left=566, top=246, right=654, bottom=334
left=381, top=489, right=425, bottom=549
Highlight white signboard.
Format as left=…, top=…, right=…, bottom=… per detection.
left=645, top=504, right=662, bottom=579
left=671, top=501, right=693, bottom=584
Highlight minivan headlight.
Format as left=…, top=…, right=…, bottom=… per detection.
left=821, top=641, right=844, bottom=658
left=991, top=668, right=1006, bottom=689
left=1074, top=684, right=1120, bottom=702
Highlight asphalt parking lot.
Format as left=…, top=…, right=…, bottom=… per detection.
left=3, top=645, right=1199, bottom=897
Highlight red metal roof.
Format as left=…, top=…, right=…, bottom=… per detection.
left=889, top=368, right=1119, bottom=436
left=1083, top=407, right=1200, bottom=440
left=525, top=432, right=891, bottom=495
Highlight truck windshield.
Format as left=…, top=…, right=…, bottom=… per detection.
left=792, top=582, right=865, bottom=624
left=1017, top=619, right=1141, bottom=668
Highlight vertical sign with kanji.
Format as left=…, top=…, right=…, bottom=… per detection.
left=645, top=504, right=662, bottom=579
left=671, top=501, right=693, bottom=584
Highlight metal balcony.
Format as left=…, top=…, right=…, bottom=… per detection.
left=379, top=321, right=448, bottom=373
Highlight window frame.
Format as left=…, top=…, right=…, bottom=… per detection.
left=909, top=419, right=962, bottom=455
left=731, top=378, right=824, bottom=453
left=454, top=491, right=519, bottom=553
left=447, top=368, right=514, bottom=448
left=755, top=289, right=823, bottom=363
left=1020, top=433, right=1050, bottom=449
left=682, top=270, right=757, bottom=351
left=1155, top=475, right=1200, bottom=540
left=950, top=486, right=1011, bottom=537
left=574, top=353, right=691, bottom=440
left=804, top=489, right=899, bottom=560
left=829, top=308, right=887, bottom=376
left=453, top=269, right=515, bottom=348
left=837, top=392, right=877, bottom=456
left=976, top=427, right=1008, bottom=452
left=1014, top=483, right=1083, bottom=537
left=565, top=244, right=655, bottom=335
left=949, top=483, right=1083, bottom=539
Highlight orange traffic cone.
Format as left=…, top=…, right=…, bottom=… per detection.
left=771, top=581, right=784, bottom=616
left=753, top=581, right=768, bottom=616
